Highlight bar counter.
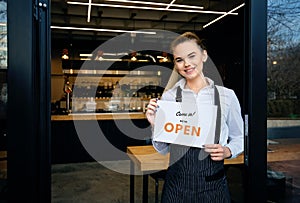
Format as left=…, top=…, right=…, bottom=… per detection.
left=51, top=112, right=151, bottom=164
left=51, top=112, right=146, bottom=121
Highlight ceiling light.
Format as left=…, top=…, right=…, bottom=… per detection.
left=105, top=0, right=204, bottom=10
left=51, top=26, right=156, bottom=35
left=137, top=59, right=149, bottom=62
left=68, top=1, right=237, bottom=15
left=159, top=57, right=169, bottom=63
left=79, top=52, right=129, bottom=57
left=97, top=58, right=123, bottom=62
left=80, top=54, right=93, bottom=57
left=203, top=3, right=245, bottom=28
left=62, top=54, right=69, bottom=60
left=87, top=0, right=92, bottom=22
left=61, top=48, right=69, bottom=60
left=131, top=56, right=137, bottom=61
left=166, top=0, right=176, bottom=9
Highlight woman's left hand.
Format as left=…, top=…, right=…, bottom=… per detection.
left=203, top=144, right=232, bottom=161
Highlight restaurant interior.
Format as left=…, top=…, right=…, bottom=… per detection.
left=1, top=0, right=300, bottom=202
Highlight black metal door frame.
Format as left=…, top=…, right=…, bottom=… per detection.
left=7, top=0, right=51, bottom=202
left=244, top=0, right=268, bottom=202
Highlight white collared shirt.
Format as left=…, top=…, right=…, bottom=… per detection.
left=152, top=78, right=244, bottom=158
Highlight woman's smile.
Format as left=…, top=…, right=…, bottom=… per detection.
left=184, top=66, right=196, bottom=74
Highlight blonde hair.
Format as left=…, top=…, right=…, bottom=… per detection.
left=164, top=32, right=207, bottom=92
left=170, top=32, right=207, bottom=52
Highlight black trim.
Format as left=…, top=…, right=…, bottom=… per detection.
left=214, top=86, right=221, bottom=144
left=244, top=0, right=268, bottom=202
left=175, top=86, right=182, bottom=102
left=7, top=0, right=51, bottom=202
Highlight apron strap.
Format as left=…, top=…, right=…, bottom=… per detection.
left=175, top=86, right=182, bottom=102
left=214, top=86, right=221, bottom=144
left=175, top=85, right=221, bottom=144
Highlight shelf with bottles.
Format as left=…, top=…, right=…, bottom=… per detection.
left=58, top=54, right=172, bottom=114
left=56, top=74, right=164, bottom=114
left=71, top=76, right=162, bottom=97
left=71, top=79, right=163, bottom=113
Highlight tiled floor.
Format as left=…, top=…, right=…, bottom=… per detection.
left=51, top=161, right=160, bottom=203
left=0, top=159, right=299, bottom=202
left=267, top=160, right=300, bottom=203
left=50, top=160, right=299, bottom=203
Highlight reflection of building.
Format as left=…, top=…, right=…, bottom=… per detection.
left=0, top=1, right=7, bottom=69
left=0, top=83, right=7, bottom=104
left=0, top=1, right=7, bottom=22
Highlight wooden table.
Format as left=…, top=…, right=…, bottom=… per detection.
left=127, top=145, right=244, bottom=203
left=127, top=138, right=300, bottom=203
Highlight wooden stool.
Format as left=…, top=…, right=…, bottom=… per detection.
left=150, top=170, right=167, bottom=203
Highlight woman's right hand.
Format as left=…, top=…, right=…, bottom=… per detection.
left=145, top=98, right=159, bottom=126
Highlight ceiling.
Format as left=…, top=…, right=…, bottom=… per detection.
left=51, top=0, right=245, bottom=42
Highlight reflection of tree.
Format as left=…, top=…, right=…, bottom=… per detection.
left=267, top=47, right=300, bottom=98
left=268, top=0, right=300, bottom=46
left=267, top=0, right=300, bottom=117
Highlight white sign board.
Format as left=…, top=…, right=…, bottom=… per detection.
left=153, top=100, right=217, bottom=148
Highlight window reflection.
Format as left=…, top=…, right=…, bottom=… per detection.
left=267, top=0, right=300, bottom=202
left=0, top=0, right=7, bottom=183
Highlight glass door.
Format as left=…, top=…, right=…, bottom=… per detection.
left=50, top=1, right=247, bottom=203
left=266, top=0, right=300, bottom=202
left=0, top=0, right=7, bottom=199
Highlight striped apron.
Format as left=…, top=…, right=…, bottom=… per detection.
left=161, top=86, right=231, bottom=203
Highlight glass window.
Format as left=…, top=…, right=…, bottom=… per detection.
left=267, top=0, right=300, bottom=202
left=0, top=0, right=7, bottom=183
left=267, top=0, right=300, bottom=118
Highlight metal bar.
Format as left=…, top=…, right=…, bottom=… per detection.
left=130, top=160, right=135, bottom=203
left=142, top=174, right=149, bottom=203
left=36, top=0, right=51, bottom=201
left=244, top=0, right=268, bottom=202
left=7, top=0, right=51, bottom=202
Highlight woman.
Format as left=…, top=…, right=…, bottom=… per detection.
left=146, top=32, right=244, bottom=202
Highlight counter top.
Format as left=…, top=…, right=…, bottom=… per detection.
left=51, top=112, right=147, bottom=121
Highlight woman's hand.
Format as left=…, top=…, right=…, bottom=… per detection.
left=203, top=144, right=232, bottom=161
left=145, top=98, right=159, bottom=126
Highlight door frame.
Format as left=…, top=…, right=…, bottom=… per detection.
left=244, top=0, right=268, bottom=202
left=7, top=0, right=51, bottom=202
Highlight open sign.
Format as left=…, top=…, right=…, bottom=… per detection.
left=153, top=100, right=217, bottom=148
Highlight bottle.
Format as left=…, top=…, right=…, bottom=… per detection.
left=64, top=80, right=73, bottom=113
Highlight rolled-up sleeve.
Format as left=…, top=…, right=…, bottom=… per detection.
left=152, top=140, right=170, bottom=155
left=224, top=91, right=244, bottom=158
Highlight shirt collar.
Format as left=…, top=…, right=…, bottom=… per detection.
left=174, top=77, right=215, bottom=90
